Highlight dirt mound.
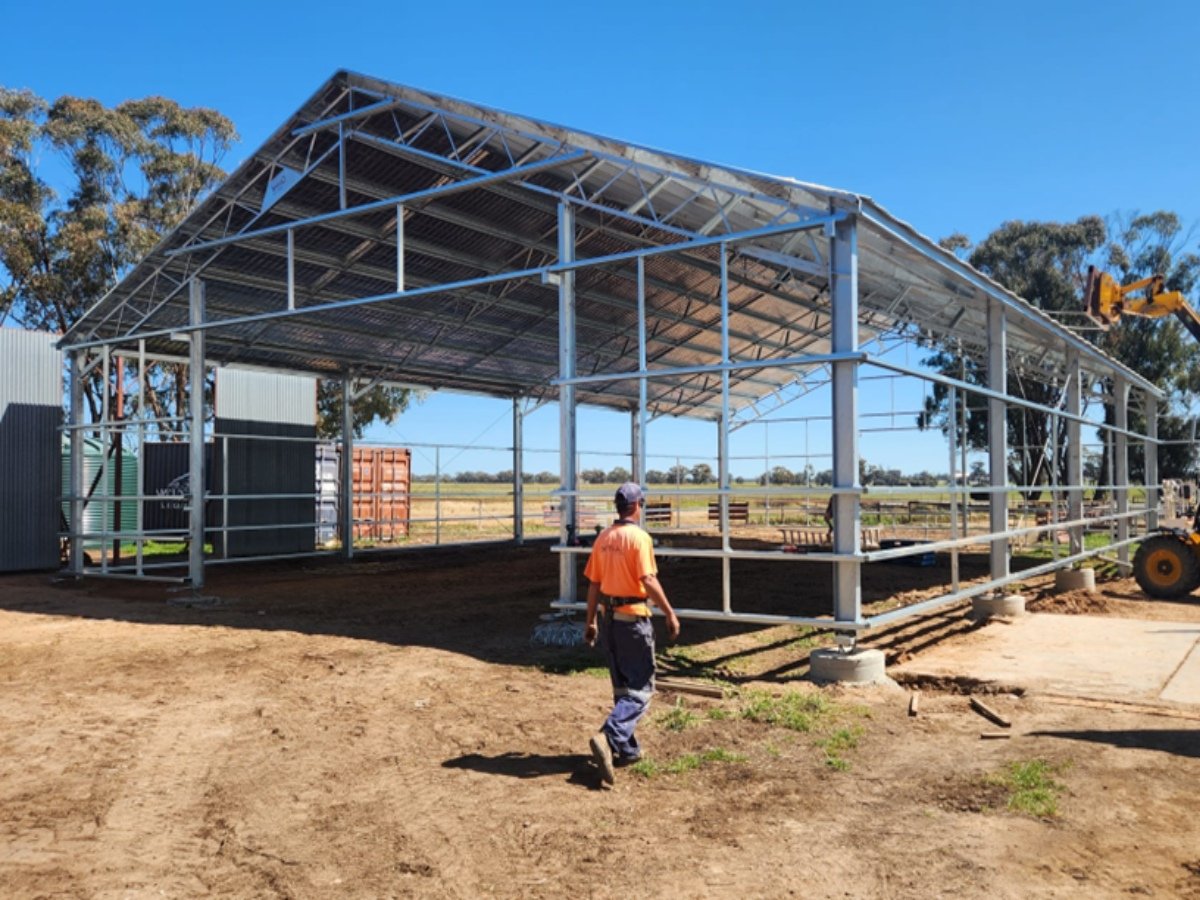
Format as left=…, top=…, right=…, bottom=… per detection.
left=1028, top=589, right=1114, bottom=615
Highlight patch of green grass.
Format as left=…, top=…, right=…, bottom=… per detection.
left=739, top=689, right=831, bottom=732
left=985, top=759, right=1068, bottom=818
left=705, top=707, right=731, bottom=721
left=818, top=725, right=863, bottom=771
left=657, top=698, right=699, bottom=732
left=629, top=747, right=747, bottom=778
left=788, top=625, right=822, bottom=650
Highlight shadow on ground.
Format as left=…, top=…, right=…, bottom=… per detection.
left=1030, top=728, right=1200, bottom=759
left=0, top=541, right=1034, bottom=677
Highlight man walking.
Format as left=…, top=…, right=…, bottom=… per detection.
left=583, top=482, right=680, bottom=785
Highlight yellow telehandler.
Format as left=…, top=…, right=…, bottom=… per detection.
left=1084, top=265, right=1200, bottom=598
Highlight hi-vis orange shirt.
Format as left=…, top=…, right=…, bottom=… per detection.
left=584, top=522, right=657, bottom=613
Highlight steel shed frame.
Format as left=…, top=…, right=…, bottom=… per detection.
left=61, top=70, right=1163, bottom=639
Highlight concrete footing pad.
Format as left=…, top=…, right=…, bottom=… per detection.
left=1055, top=568, right=1096, bottom=593
left=971, top=593, right=1026, bottom=620
left=809, top=648, right=887, bottom=684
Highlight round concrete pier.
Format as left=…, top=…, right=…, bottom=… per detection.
left=971, top=593, right=1026, bottom=620
left=809, top=648, right=887, bottom=684
left=1055, top=567, right=1096, bottom=593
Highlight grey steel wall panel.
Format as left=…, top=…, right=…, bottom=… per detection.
left=0, top=330, right=63, bottom=571
left=213, top=368, right=317, bottom=558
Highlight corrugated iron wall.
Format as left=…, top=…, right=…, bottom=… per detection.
left=0, top=330, right=63, bottom=571
left=213, top=368, right=317, bottom=558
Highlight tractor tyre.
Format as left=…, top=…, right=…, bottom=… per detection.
left=1133, top=534, right=1200, bottom=599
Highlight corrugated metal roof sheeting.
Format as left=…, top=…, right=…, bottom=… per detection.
left=214, top=368, right=316, bottom=426
left=0, top=329, right=63, bottom=571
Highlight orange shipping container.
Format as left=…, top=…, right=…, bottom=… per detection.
left=351, top=447, right=411, bottom=541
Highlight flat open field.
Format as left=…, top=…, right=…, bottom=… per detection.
left=2, top=544, right=1199, bottom=898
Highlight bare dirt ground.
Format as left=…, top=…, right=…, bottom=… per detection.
left=2, top=543, right=1199, bottom=899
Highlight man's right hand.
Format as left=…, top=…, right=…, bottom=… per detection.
left=665, top=612, right=680, bottom=643
left=584, top=622, right=598, bottom=647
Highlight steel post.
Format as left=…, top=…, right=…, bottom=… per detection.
left=630, top=409, right=643, bottom=485
left=987, top=300, right=1009, bottom=581
left=948, top=386, right=960, bottom=593
left=1114, top=378, right=1130, bottom=572
left=829, top=214, right=861, bottom=627
left=634, top=255, right=647, bottom=485
left=558, top=203, right=578, bottom=603
left=1145, top=393, right=1159, bottom=530
left=1066, top=350, right=1083, bottom=556
left=719, top=246, right=732, bottom=611
left=513, top=397, right=524, bottom=545
left=68, top=351, right=84, bottom=575
left=188, top=279, right=206, bottom=588
left=342, top=377, right=355, bottom=559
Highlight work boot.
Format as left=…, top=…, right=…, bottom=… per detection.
left=589, top=732, right=615, bottom=785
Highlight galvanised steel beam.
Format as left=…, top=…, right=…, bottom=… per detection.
left=987, top=299, right=1009, bottom=582
left=830, top=215, right=862, bottom=631
left=291, top=98, right=406, bottom=138
left=283, top=161, right=830, bottom=348
left=188, top=279, right=206, bottom=589
left=150, top=261, right=774, bottom=411
left=513, top=398, right=524, bottom=545
left=1114, top=377, right=1130, bottom=573
left=558, top=203, right=578, bottom=605
left=166, top=150, right=590, bottom=258
left=1065, top=348, right=1083, bottom=556
left=341, top=376, right=354, bottom=560
left=222, top=223, right=812, bottom=385
left=341, top=129, right=829, bottom=290
left=1145, top=393, right=1159, bottom=530
left=68, top=351, right=84, bottom=575
left=860, top=205, right=1161, bottom=399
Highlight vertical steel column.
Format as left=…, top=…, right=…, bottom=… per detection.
left=99, top=346, right=110, bottom=574
left=630, top=410, right=643, bottom=484
left=187, top=279, right=206, bottom=589
left=68, top=351, right=84, bottom=575
left=1065, top=350, right=1083, bottom=556
left=634, top=256, right=648, bottom=485
left=829, top=214, right=861, bottom=627
left=557, top=203, right=578, bottom=603
left=986, top=300, right=1009, bottom=581
left=1114, top=378, right=1130, bottom=573
left=513, top=397, right=524, bottom=545
left=136, top=340, right=146, bottom=575
left=1145, top=393, right=1159, bottom=530
left=718, top=246, right=732, bottom=613
left=341, top=377, right=354, bottom=560
left=948, top=385, right=960, bottom=593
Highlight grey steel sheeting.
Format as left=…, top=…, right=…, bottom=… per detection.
left=0, top=329, right=63, bottom=571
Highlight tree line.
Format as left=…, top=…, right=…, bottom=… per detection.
left=412, top=461, right=954, bottom=486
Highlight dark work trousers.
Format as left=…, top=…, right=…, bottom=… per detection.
left=599, top=614, right=656, bottom=761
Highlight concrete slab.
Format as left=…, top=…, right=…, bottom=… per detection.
left=893, top=613, right=1200, bottom=705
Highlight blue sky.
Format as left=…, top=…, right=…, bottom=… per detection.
left=5, top=0, right=1197, bottom=477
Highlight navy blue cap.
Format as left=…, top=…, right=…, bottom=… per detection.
left=615, top=481, right=644, bottom=511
